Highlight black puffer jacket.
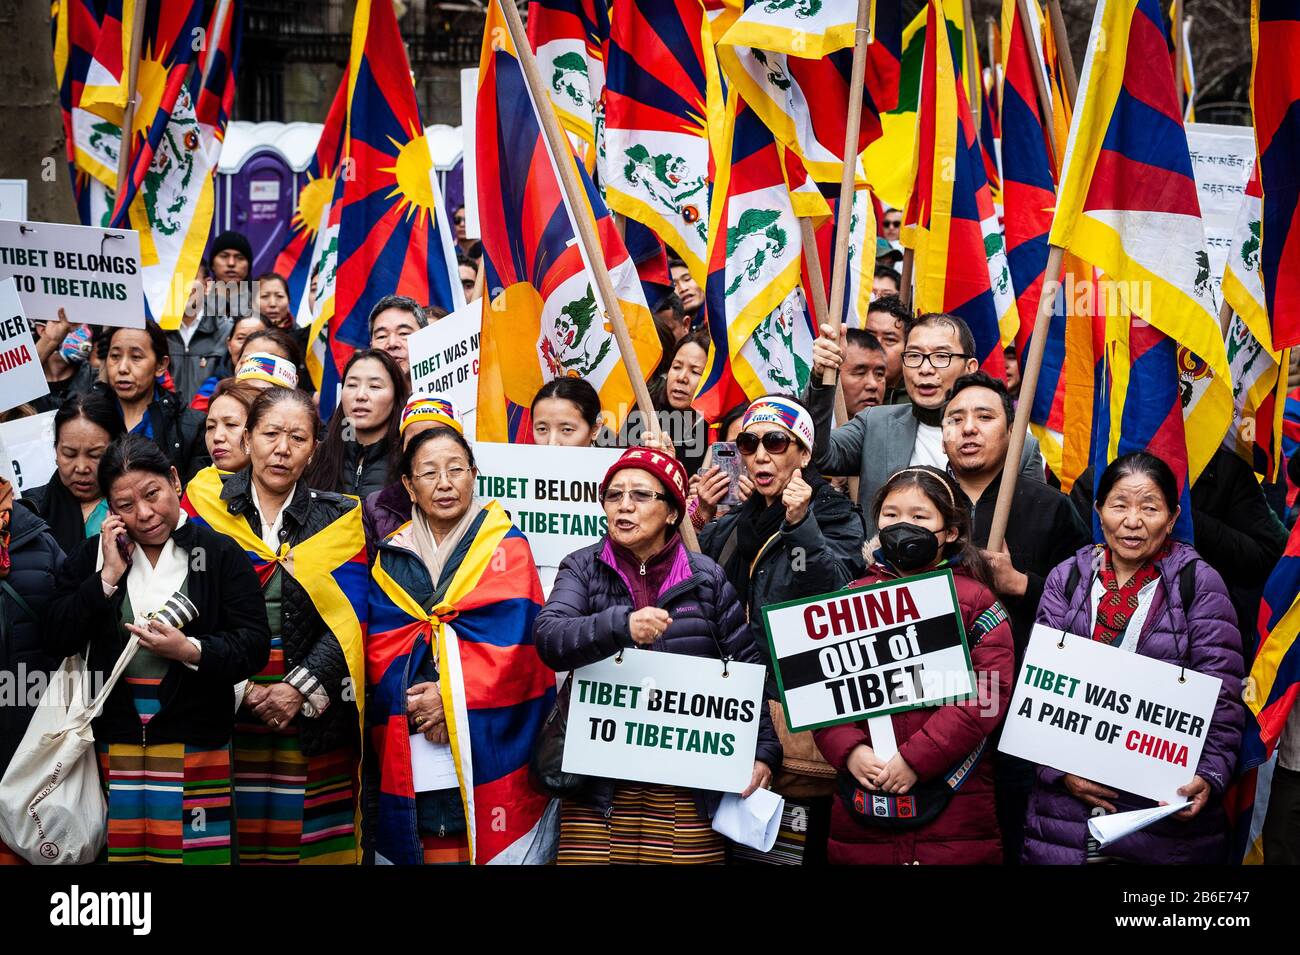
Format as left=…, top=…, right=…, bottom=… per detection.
left=89, top=382, right=207, bottom=482
left=339, top=439, right=391, bottom=500
left=0, top=506, right=65, bottom=773
left=219, top=468, right=360, bottom=756
left=534, top=537, right=782, bottom=818
left=19, top=477, right=90, bottom=559
left=45, top=520, right=270, bottom=748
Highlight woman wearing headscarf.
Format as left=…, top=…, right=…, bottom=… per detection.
left=1026, top=451, right=1245, bottom=864
left=366, top=416, right=556, bottom=864
left=45, top=435, right=269, bottom=864
left=535, top=447, right=781, bottom=864
left=182, top=387, right=368, bottom=864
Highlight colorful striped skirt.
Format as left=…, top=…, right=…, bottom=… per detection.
left=420, top=831, right=472, bottom=865
left=95, top=741, right=233, bottom=865
left=556, top=784, right=725, bottom=865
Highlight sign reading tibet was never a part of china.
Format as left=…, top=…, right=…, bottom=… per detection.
left=0, top=220, right=143, bottom=329
left=0, top=278, right=49, bottom=413
left=562, top=649, right=767, bottom=793
left=998, top=625, right=1222, bottom=803
left=762, top=570, right=976, bottom=733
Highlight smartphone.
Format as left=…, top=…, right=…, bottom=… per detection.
left=710, top=441, right=745, bottom=507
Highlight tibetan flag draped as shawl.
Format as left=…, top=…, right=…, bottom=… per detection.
left=368, top=502, right=555, bottom=865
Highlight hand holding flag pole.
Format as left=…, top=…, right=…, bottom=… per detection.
left=824, top=0, right=874, bottom=388
left=497, top=0, right=699, bottom=551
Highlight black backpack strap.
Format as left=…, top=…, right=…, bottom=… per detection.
left=1177, top=559, right=1197, bottom=614
left=0, top=580, right=35, bottom=623
left=1063, top=561, right=1083, bottom=603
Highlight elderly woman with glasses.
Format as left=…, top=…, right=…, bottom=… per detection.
left=534, top=447, right=781, bottom=864
left=695, top=396, right=866, bottom=864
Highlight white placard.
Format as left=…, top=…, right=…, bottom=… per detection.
left=460, top=67, right=480, bottom=240
left=1185, top=122, right=1255, bottom=300
left=407, top=301, right=481, bottom=440
left=998, top=624, right=1222, bottom=803
left=473, top=442, right=622, bottom=570
left=0, top=410, right=57, bottom=497
left=0, top=279, right=49, bottom=412
left=761, top=570, right=975, bottom=733
left=562, top=648, right=766, bottom=793
left=0, top=219, right=143, bottom=328
left=0, top=181, right=28, bottom=221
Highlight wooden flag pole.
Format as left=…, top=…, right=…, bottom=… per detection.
left=799, top=218, right=850, bottom=427
left=114, top=5, right=149, bottom=198
left=987, top=17, right=998, bottom=95
left=986, top=245, right=1064, bottom=551
left=498, top=0, right=700, bottom=550
left=899, top=247, right=914, bottom=310
left=823, top=0, right=873, bottom=388
left=1218, top=297, right=1234, bottom=336
left=1045, top=0, right=1078, bottom=109
left=963, top=0, right=981, bottom=137
left=1172, top=0, right=1185, bottom=116
left=1017, top=0, right=1057, bottom=172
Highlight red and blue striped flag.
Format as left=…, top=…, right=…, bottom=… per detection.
left=526, top=0, right=610, bottom=171
left=1251, top=0, right=1300, bottom=350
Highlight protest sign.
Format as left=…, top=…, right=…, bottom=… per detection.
left=0, top=279, right=48, bottom=412
left=1185, top=122, right=1255, bottom=300
left=562, top=648, right=766, bottom=792
left=997, top=625, right=1222, bottom=803
left=0, top=410, right=57, bottom=497
left=473, top=442, right=622, bottom=570
left=761, top=570, right=975, bottom=733
left=0, top=220, right=143, bottom=329
left=407, top=301, right=481, bottom=441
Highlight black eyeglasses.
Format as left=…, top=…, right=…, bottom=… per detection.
left=736, top=430, right=793, bottom=455
left=601, top=488, right=669, bottom=505
left=901, top=351, right=969, bottom=369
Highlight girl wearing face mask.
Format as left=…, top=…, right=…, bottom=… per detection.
left=182, top=387, right=367, bottom=864
left=696, top=396, right=865, bottom=865
left=306, top=349, right=409, bottom=499
left=45, top=435, right=271, bottom=865
left=813, top=466, right=1015, bottom=866
left=24, top=391, right=124, bottom=556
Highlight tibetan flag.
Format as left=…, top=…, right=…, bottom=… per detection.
left=604, top=0, right=715, bottom=283
left=1050, top=0, right=1231, bottom=486
left=108, top=1, right=204, bottom=228
left=902, top=0, right=1016, bottom=370
left=368, top=503, right=555, bottom=864
left=1057, top=269, right=1106, bottom=492
left=695, top=91, right=826, bottom=421
left=475, top=0, right=662, bottom=442
left=719, top=0, right=862, bottom=59
left=999, top=0, right=1069, bottom=473
left=717, top=0, right=903, bottom=183
left=329, top=0, right=465, bottom=414
left=129, top=0, right=241, bottom=330
left=1222, top=162, right=1289, bottom=479
left=862, top=0, right=964, bottom=209
left=51, top=0, right=110, bottom=221
left=526, top=0, right=609, bottom=170
left=806, top=176, right=878, bottom=331
left=76, top=0, right=131, bottom=126
left=1250, top=0, right=1300, bottom=350
left=274, top=72, right=349, bottom=324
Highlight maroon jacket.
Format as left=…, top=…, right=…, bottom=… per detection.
left=362, top=482, right=411, bottom=563
left=813, top=559, right=1015, bottom=865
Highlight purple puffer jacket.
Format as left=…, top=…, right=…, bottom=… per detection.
left=1023, top=541, right=1245, bottom=865
left=362, top=482, right=411, bottom=563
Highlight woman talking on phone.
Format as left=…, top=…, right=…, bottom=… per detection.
left=45, top=435, right=270, bottom=865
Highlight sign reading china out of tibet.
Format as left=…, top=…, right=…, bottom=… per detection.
left=407, top=302, right=481, bottom=440
left=761, top=570, right=975, bottom=733
left=997, top=625, right=1222, bottom=803
left=473, top=443, right=623, bottom=570
left=562, top=649, right=766, bottom=793
left=0, top=220, right=143, bottom=328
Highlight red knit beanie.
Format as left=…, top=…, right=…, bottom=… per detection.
left=600, top=447, right=688, bottom=522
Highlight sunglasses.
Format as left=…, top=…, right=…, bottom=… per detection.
left=736, top=430, right=794, bottom=455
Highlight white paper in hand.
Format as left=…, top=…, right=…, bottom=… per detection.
left=711, top=788, right=785, bottom=852
left=409, top=734, right=459, bottom=792
left=1087, top=800, right=1189, bottom=847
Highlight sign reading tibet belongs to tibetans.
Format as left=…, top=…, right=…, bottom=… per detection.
left=762, top=570, right=976, bottom=733
left=562, top=649, right=767, bottom=793
left=0, top=220, right=143, bottom=328
left=998, top=625, right=1222, bottom=803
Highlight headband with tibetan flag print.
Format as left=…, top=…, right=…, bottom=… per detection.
left=237, top=352, right=299, bottom=389
left=741, top=396, right=815, bottom=451
left=400, top=396, right=463, bottom=435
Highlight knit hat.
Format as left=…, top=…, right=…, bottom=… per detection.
left=600, top=447, right=688, bottom=521
left=236, top=352, right=298, bottom=388
left=400, top=395, right=463, bottom=435
left=741, top=396, right=815, bottom=451
left=210, top=230, right=253, bottom=265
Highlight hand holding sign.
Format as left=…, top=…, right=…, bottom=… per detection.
left=1063, top=774, right=1119, bottom=814
left=846, top=744, right=886, bottom=789
left=873, top=752, right=918, bottom=795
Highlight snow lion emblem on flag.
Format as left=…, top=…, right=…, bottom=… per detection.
left=726, top=208, right=789, bottom=296
left=541, top=284, right=613, bottom=378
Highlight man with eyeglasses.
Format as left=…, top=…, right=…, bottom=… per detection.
left=367, top=294, right=430, bottom=375
left=805, top=312, right=1044, bottom=535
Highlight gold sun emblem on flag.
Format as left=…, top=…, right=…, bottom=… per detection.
left=291, top=172, right=337, bottom=238
left=379, top=120, right=437, bottom=227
